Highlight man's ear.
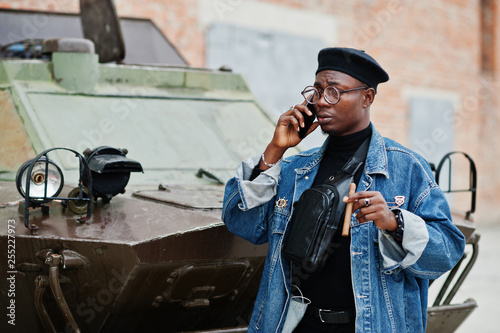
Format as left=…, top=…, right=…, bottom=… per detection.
left=363, top=88, right=376, bottom=108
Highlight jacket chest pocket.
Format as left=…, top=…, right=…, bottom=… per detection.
left=271, top=208, right=291, bottom=235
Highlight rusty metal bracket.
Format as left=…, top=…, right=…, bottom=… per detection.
left=161, top=261, right=251, bottom=310
left=34, top=275, right=57, bottom=333
left=59, top=249, right=90, bottom=269
left=47, top=253, right=81, bottom=333
left=181, top=286, right=215, bottom=309
left=33, top=249, right=88, bottom=333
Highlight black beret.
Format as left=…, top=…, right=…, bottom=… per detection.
left=316, top=47, right=389, bottom=92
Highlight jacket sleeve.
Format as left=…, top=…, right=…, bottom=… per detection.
left=407, top=185, right=466, bottom=279
left=221, top=154, right=281, bottom=245
left=378, top=165, right=466, bottom=279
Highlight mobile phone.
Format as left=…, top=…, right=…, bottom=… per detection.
left=298, top=103, right=316, bottom=139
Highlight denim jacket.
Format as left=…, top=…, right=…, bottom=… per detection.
left=222, top=124, right=466, bottom=333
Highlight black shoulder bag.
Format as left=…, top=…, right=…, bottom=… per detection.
left=282, top=138, right=370, bottom=273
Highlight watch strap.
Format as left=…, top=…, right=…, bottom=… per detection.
left=387, top=208, right=404, bottom=242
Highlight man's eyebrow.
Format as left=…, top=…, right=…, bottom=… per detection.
left=314, top=80, right=339, bottom=86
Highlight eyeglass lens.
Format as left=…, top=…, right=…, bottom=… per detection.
left=302, top=86, right=340, bottom=105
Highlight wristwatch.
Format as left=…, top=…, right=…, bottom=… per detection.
left=387, top=209, right=404, bottom=242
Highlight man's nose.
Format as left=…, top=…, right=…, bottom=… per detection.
left=317, top=92, right=330, bottom=107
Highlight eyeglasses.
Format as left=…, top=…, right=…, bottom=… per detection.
left=301, top=85, right=369, bottom=105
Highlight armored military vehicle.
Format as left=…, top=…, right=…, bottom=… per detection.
left=0, top=3, right=278, bottom=332
left=0, top=2, right=478, bottom=333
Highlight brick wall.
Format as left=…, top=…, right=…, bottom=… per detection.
left=1, top=0, right=498, bottom=225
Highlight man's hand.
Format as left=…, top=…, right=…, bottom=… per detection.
left=343, top=191, right=398, bottom=231
left=271, top=103, right=319, bottom=149
left=259, top=102, right=319, bottom=170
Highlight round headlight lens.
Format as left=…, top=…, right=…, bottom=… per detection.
left=16, top=158, right=64, bottom=203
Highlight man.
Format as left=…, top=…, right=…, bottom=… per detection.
left=222, top=47, right=465, bottom=332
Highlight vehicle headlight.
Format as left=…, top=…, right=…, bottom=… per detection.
left=83, top=146, right=143, bottom=202
left=16, top=158, right=64, bottom=203
left=15, top=146, right=142, bottom=230
left=15, top=147, right=93, bottom=230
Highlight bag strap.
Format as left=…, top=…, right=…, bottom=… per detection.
left=324, top=137, right=370, bottom=184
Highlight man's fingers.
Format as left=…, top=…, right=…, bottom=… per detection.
left=342, top=191, right=396, bottom=229
left=343, top=191, right=370, bottom=203
left=290, top=108, right=306, bottom=128
left=355, top=206, right=379, bottom=222
left=285, top=115, right=300, bottom=132
left=292, top=103, right=314, bottom=117
left=286, top=106, right=315, bottom=128
left=343, top=191, right=382, bottom=217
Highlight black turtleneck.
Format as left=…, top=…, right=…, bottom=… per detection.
left=296, top=124, right=372, bottom=310
left=312, top=125, right=372, bottom=187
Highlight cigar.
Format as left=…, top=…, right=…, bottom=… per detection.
left=342, top=183, right=357, bottom=237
